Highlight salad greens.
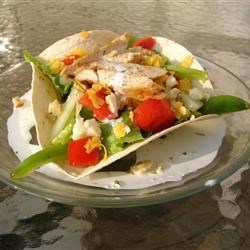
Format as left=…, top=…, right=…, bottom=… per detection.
left=51, top=114, right=75, bottom=145
left=24, top=51, right=73, bottom=101
left=100, top=111, right=143, bottom=154
left=80, top=106, right=94, bottom=120
left=127, top=33, right=138, bottom=48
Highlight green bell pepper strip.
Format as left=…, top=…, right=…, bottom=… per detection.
left=11, top=144, right=68, bottom=179
left=165, top=64, right=209, bottom=81
left=199, top=95, right=250, bottom=114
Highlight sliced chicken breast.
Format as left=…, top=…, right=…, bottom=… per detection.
left=67, top=33, right=129, bottom=76
left=98, top=60, right=167, bottom=79
left=97, top=70, right=166, bottom=101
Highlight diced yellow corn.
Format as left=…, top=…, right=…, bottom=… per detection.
left=145, top=54, right=164, bottom=67
left=50, top=58, right=63, bottom=73
left=73, top=48, right=88, bottom=57
left=170, top=100, right=190, bottom=119
left=178, top=79, right=191, bottom=93
left=81, top=31, right=90, bottom=39
left=12, top=96, right=24, bottom=107
left=180, top=55, right=193, bottom=68
left=84, top=136, right=102, bottom=154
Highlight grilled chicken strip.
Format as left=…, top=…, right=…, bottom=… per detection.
left=67, top=33, right=129, bottom=76
left=98, top=60, right=167, bottom=79
left=103, top=47, right=152, bottom=64
left=97, top=70, right=167, bottom=101
left=75, top=69, right=99, bottom=83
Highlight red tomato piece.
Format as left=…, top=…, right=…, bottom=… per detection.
left=94, top=103, right=117, bottom=121
left=133, top=99, right=175, bottom=133
left=78, top=89, right=116, bottom=121
left=62, top=55, right=79, bottom=65
left=78, top=92, right=95, bottom=109
left=68, top=137, right=100, bottom=167
left=134, top=36, right=156, bottom=50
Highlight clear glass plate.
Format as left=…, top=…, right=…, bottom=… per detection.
left=0, top=57, right=249, bottom=208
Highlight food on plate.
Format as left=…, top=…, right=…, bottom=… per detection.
left=10, top=30, right=250, bottom=179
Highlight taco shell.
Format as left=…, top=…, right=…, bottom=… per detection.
left=30, top=30, right=215, bottom=178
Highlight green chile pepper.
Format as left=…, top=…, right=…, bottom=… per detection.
left=11, top=144, right=68, bottom=179
left=166, top=65, right=209, bottom=81
left=200, top=95, right=250, bottom=115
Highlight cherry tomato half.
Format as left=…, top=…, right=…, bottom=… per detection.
left=134, top=36, right=156, bottom=50
left=62, top=55, right=80, bottom=65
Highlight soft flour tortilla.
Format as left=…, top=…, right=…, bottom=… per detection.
left=32, top=30, right=119, bottom=146
left=31, top=31, right=215, bottom=178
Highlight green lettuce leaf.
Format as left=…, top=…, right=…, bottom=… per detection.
left=80, top=106, right=93, bottom=120
left=50, top=111, right=75, bottom=145
left=23, top=51, right=73, bottom=101
left=100, top=111, right=143, bottom=155
left=127, top=33, right=138, bottom=48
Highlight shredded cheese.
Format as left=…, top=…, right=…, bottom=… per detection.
left=84, top=136, right=102, bottom=154
left=178, top=79, right=191, bottom=93
left=129, top=111, right=134, bottom=122
left=92, top=83, right=105, bottom=92
left=87, top=89, right=104, bottom=109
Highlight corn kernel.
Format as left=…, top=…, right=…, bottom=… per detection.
left=73, top=48, right=87, bottom=57
left=170, top=100, right=186, bottom=119
left=147, top=54, right=164, bottom=67
left=178, top=79, right=191, bottom=93
left=50, top=58, right=63, bottom=73
left=81, top=31, right=90, bottom=39
left=180, top=55, right=193, bottom=68
left=12, top=96, right=24, bottom=107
